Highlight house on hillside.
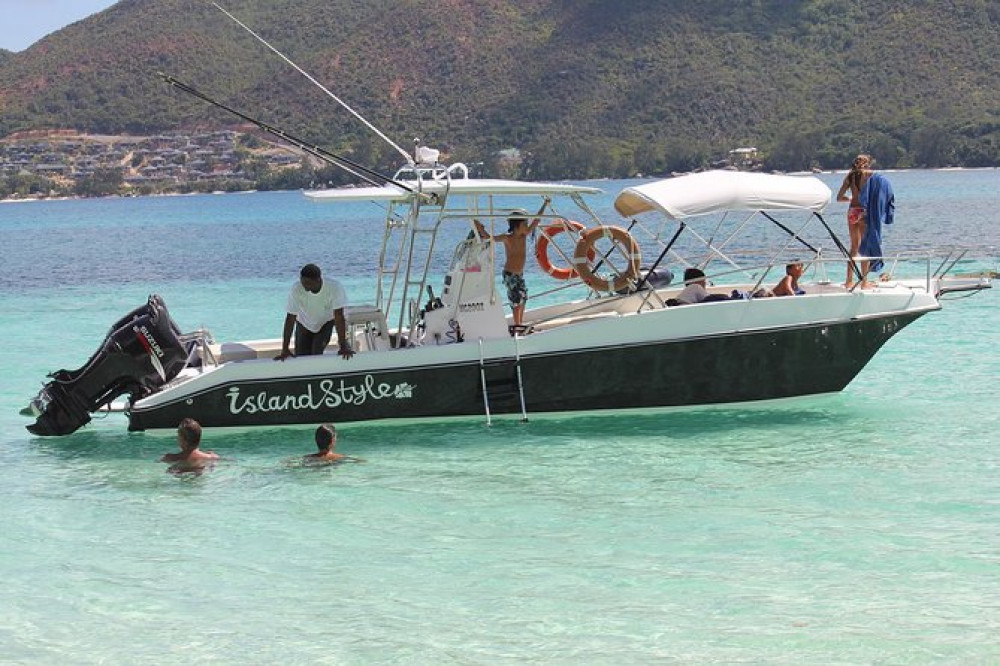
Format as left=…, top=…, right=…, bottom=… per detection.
left=727, top=147, right=762, bottom=171
left=493, top=148, right=522, bottom=179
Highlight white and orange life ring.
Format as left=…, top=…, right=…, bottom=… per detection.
left=572, top=226, right=641, bottom=292
left=535, top=220, right=594, bottom=280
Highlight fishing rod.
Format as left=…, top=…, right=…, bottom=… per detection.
left=211, top=1, right=414, bottom=165
left=159, top=73, right=416, bottom=193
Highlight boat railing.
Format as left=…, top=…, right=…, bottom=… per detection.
left=521, top=246, right=994, bottom=330
left=178, top=328, right=217, bottom=370
left=392, top=161, right=470, bottom=183
left=670, top=247, right=994, bottom=302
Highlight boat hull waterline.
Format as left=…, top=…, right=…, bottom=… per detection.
left=128, top=311, right=925, bottom=431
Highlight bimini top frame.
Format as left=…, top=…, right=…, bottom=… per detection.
left=306, top=167, right=604, bottom=345
left=611, top=172, right=833, bottom=290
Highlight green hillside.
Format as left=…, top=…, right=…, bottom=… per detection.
left=1, top=0, right=998, bottom=177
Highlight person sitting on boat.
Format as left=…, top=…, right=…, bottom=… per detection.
left=674, top=268, right=710, bottom=304
left=773, top=261, right=806, bottom=297
left=304, top=424, right=364, bottom=465
left=160, top=418, right=219, bottom=472
left=277, top=263, right=354, bottom=361
left=473, top=198, right=549, bottom=330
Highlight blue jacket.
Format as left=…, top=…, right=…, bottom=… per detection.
left=859, top=172, right=895, bottom=273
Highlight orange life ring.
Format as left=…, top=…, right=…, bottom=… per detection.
left=535, top=220, right=594, bottom=280
left=572, top=226, right=642, bottom=292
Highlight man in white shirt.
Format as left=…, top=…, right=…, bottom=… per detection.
left=276, top=263, right=354, bottom=361
left=676, top=268, right=709, bottom=304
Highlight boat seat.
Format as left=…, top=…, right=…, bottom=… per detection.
left=345, top=304, right=390, bottom=352
left=208, top=339, right=285, bottom=363
left=203, top=305, right=390, bottom=362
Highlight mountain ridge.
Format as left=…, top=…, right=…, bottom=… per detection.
left=1, top=0, right=998, bottom=177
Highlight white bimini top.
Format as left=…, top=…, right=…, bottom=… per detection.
left=614, top=170, right=832, bottom=220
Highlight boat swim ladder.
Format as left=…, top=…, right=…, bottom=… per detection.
left=478, top=338, right=492, bottom=426
left=477, top=337, right=529, bottom=425
left=513, top=334, right=528, bottom=422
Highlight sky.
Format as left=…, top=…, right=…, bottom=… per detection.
left=0, top=0, right=118, bottom=52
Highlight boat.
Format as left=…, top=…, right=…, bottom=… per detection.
left=22, top=165, right=992, bottom=436
left=19, top=7, right=994, bottom=436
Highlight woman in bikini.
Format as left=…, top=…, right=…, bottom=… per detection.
left=836, top=154, right=874, bottom=288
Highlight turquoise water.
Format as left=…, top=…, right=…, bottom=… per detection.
left=1, top=171, right=998, bottom=664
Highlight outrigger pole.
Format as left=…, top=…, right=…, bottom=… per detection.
left=159, top=73, right=416, bottom=193
left=211, top=2, right=414, bottom=165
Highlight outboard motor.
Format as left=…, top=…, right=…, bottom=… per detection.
left=24, top=295, right=189, bottom=436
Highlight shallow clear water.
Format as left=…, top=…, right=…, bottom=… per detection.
left=1, top=171, right=998, bottom=664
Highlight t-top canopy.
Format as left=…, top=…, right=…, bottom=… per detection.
left=614, top=170, right=832, bottom=220
left=305, top=178, right=602, bottom=203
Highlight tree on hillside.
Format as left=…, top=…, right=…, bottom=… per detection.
left=909, top=123, right=956, bottom=167
left=74, top=168, right=124, bottom=197
left=767, top=132, right=820, bottom=171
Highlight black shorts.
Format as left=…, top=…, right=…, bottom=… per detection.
left=295, top=319, right=335, bottom=356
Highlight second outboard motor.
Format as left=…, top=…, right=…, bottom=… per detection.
left=24, top=295, right=189, bottom=436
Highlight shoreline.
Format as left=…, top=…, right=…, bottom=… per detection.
left=3, top=166, right=998, bottom=204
